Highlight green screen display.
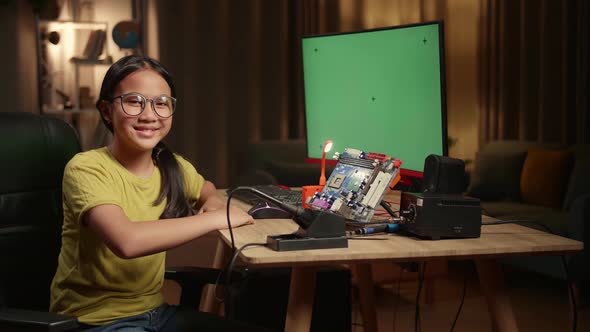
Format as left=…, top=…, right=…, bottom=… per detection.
left=302, top=22, right=447, bottom=174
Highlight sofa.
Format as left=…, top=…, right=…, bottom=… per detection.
left=466, top=140, right=590, bottom=282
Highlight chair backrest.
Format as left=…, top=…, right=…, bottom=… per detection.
left=0, top=112, right=81, bottom=311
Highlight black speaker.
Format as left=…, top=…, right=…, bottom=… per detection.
left=422, top=154, right=466, bottom=194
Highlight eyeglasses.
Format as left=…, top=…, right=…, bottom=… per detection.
left=111, top=93, right=177, bottom=118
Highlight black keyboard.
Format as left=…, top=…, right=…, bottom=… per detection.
left=228, top=185, right=302, bottom=206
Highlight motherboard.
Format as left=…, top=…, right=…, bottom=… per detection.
left=307, top=148, right=402, bottom=223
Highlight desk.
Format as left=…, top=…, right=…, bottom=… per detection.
left=216, top=191, right=583, bottom=332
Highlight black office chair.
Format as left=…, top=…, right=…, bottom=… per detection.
left=0, top=112, right=231, bottom=331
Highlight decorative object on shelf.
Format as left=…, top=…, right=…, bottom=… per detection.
left=112, top=21, right=141, bottom=50
left=79, top=86, right=94, bottom=109
left=81, top=29, right=107, bottom=60
left=41, top=30, right=60, bottom=45
left=55, top=89, right=73, bottom=109
left=70, top=28, right=113, bottom=64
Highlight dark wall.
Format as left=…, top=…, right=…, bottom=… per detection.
left=0, top=1, right=38, bottom=114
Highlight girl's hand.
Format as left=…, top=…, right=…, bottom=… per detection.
left=197, top=194, right=225, bottom=214
left=208, top=205, right=254, bottom=230
left=195, top=180, right=252, bottom=229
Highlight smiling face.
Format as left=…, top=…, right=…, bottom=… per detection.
left=102, top=68, right=173, bottom=156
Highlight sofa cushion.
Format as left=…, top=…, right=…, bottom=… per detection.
left=520, top=147, right=573, bottom=209
left=467, top=148, right=526, bottom=201
left=563, top=146, right=590, bottom=210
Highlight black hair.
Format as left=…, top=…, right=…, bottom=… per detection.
left=96, top=55, right=194, bottom=219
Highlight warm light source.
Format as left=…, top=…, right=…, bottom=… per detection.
left=319, top=139, right=333, bottom=186
left=301, top=139, right=334, bottom=208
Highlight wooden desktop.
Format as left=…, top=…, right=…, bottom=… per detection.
left=210, top=190, right=582, bottom=332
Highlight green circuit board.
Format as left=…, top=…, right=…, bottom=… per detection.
left=308, top=148, right=402, bottom=222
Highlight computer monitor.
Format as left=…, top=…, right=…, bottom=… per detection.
left=302, top=21, right=448, bottom=188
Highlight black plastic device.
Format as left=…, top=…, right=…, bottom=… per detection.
left=422, top=154, right=466, bottom=194
left=229, top=187, right=348, bottom=251
left=399, top=192, right=481, bottom=240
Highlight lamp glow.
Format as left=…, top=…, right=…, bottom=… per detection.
left=319, top=140, right=333, bottom=186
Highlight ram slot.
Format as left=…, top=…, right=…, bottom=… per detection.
left=361, top=171, right=392, bottom=208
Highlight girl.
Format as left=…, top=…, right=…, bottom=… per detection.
left=50, top=55, right=256, bottom=331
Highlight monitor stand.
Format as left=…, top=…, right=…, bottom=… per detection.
left=394, top=175, right=423, bottom=193
left=267, top=233, right=348, bottom=251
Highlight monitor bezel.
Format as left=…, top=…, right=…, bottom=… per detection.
left=301, top=20, right=449, bottom=179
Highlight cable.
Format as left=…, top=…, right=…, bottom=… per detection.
left=225, top=186, right=282, bottom=254
left=218, top=188, right=267, bottom=302
left=482, top=219, right=577, bottom=332
left=209, top=189, right=241, bottom=302
left=346, top=223, right=400, bottom=237
left=345, top=220, right=392, bottom=226
left=214, top=242, right=267, bottom=305
left=481, top=219, right=556, bottom=234
left=346, top=217, right=404, bottom=227
left=347, top=236, right=388, bottom=241
left=561, top=255, right=578, bottom=332
left=380, top=199, right=399, bottom=217
left=225, top=190, right=238, bottom=254
left=414, top=262, right=426, bottom=332
left=224, top=242, right=268, bottom=287
left=449, top=268, right=468, bottom=332
left=213, top=261, right=231, bottom=302
left=212, top=241, right=267, bottom=303
left=351, top=286, right=362, bottom=329
left=382, top=199, right=399, bottom=206
left=392, top=266, right=403, bottom=331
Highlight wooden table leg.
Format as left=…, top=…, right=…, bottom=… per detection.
left=569, top=281, right=579, bottom=332
left=285, top=266, right=317, bottom=332
left=355, top=263, right=379, bottom=332
left=475, top=259, right=519, bottom=332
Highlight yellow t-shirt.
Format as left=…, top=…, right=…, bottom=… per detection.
left=49, top=147, right=204, bottom=325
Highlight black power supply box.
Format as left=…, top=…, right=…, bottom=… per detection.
left=399, top=192, right=482, bottom=240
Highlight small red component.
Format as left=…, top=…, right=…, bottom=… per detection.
left=366, top=152, right=388, bottom=162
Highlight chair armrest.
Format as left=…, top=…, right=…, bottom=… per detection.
left=165, top=266, right=222, bottom=285
left=0, top=308, right=78, bottom=332
left=165, top=266, right=244, bottom=310
left=566, top=193, right=590, bottom=242
left=165, top=266, right=245, bottom=310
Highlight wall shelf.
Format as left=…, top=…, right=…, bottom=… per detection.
left=70, top=56, right=113, bottom=65
left=34, top=0, right=139, bottom=151
left=38, top=19, right=112, bottom=112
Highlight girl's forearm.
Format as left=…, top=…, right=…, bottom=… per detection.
left=86, top=204, right=225, bottom=259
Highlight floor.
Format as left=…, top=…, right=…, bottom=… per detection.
left=350, top=261, right=590, bottom=332
left=163, top=259, right=589, bottom=331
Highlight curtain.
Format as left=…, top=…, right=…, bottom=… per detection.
left=155, top=0, right=323, bottom=186
left=479, top=0, right=590, bottom=146
left=154, top=0, right=479, bottom=187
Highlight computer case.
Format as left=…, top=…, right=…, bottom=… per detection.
left=399, top=192, right=481, bottom=240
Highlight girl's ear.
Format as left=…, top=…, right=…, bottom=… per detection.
left=98, top=100, right=113, bottom=124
